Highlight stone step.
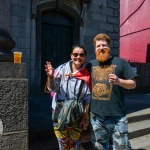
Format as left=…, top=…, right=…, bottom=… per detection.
left=127, top=108, right=150, bottom=123
left=81, top=119, right=150, bottom=143
left=129, top=134, right=150, bottom=149
left=29, top=108, right=150, bottom=149
left=128, top=119, right=150, bottom=139
left=81, top=109, right=150, bottom=143
left=81, top=134, right=150, bottom=150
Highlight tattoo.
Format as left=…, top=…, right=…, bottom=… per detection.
left=44, top=77, right=56, bottom=93
left=49, top=78, right=56, bottom=90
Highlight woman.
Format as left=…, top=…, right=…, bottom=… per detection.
left=45, top=45, right=91, bottom=150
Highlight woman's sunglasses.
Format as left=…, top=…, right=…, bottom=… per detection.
left=72, top=53, right=85, bottom=57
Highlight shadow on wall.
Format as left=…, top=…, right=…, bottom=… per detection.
left=146, top=44, right=150, bottom=63
left=28, top=94, right=53, bottom=133
left=125, top=93, right=150, bottom=114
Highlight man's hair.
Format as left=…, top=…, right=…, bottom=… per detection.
left=93, top=33, right=111, bottom=46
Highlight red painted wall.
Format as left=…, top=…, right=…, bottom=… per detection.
left=120, top=0, right=150, bottom=63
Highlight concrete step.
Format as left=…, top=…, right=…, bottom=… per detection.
left=127, top=108, right=150, bottom=139
left=81, top=119, right=150, bottom=143
left=81, top=134, right=150, bottom=150
left=129, top=134, right=150, bottom=149
left=29, top=108, right=150, bottom=149
left=127, top=108, right=150, bottom=123
left=128, top=119, right=150, bottom=139
left=81, top=109, right=150, bottom=143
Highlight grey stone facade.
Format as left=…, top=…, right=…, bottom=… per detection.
left=80, top=0, right=120, bottom=60
left=0, top=63, right=28, bottom=150
left=0, top=0, right=16, bottom=62
left=8, top=0, right=120, bottom=133
left=10, top=0, right=120, bottom=96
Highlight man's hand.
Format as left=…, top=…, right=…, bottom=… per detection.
left=109, top=73, right=136, bottom=89
left=109, top=73, right=119, bottom=84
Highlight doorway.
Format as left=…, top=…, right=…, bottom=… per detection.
left=41, top=11, right=73, bottom=91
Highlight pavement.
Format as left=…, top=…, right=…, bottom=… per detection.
left=130, top=134, right=150, bottom=150
left=125, top=92, right=150, bottom=114
left=29, top=92, right=150, bottom=150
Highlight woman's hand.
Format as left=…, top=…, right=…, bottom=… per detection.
left=80, top=114, right=89, bottom=130
left=44, top=61, right=56, bottom=92
left=45, top=61, right=54, bottom=78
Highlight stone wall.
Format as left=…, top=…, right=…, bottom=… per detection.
left=9, top=0, right=120, bottom=95
left=0, top=62, right=28, bottom=150
left=9, top=0, right=120, bottom=133
left=0, top=0, right=16, bottom=62
left=80, top=0, right=120, bottom=60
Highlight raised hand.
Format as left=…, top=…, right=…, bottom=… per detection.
left=45, top=61, right=54, bottom=78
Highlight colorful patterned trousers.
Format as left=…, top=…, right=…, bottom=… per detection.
left=54, top=124, right=82, bottom=150
left=90, top=113, right=132, bottom=150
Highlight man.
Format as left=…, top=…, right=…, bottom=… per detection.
left=87, top=33, right=137, bottom=150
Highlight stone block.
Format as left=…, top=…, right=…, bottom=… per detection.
left=107, top=16, right=120, bottom=25
left=0, top=132, right=28, bottom=150
left=108, top=0, right=120, bottom=9
left=100, top=7, right=113, bottom=16
left=0, top=62, right=26, bottom=78
left=0, top=62, right=28, bottom=150
left=113, top=9, right=120, bottom=17
left=0, top=79, right=28, bottom=132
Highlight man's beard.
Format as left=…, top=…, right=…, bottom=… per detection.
left=96, top=48, right=110, bottom=62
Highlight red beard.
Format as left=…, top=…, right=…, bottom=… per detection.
left=96, top=48, right=110, bottom=62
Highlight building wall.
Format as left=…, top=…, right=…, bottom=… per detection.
left=9, top=0, right=120, bottom=132
left=10, top=0, right=120, bottom=96
left=10, top=0, right=32, bottom=92
left=0, top=0, right=10, bottom=32
left=120, top=0, right=150, bottom=63
left=81, top=0, right=120, bottom=60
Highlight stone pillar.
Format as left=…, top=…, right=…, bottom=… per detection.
left=0, top=62, right=28, bottom=150
left=0, top=0, right=16, bottom=62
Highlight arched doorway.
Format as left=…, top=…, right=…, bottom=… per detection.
left=36, top=3, right=80, bottom=94
left=29, top=2, right=81, bottom=136
left=41, top=11, right=73, bottom=90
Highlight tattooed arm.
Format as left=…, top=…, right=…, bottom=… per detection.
left=45, top=76, right=56, bottom=91
left=44, top=61, right=56, bottom=92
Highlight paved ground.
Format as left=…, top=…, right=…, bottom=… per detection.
left=29, top=137, right=58, bottom=150
left=125, top=92, right=150, bottom=114
left=130, top=134, right=150, bottom=150
left=29, top=92, right=150, bottom=150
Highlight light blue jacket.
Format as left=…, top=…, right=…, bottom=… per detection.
left=51, top=60, right=91, bottom=110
